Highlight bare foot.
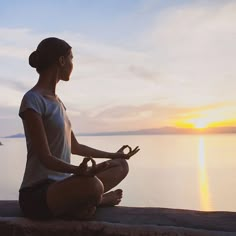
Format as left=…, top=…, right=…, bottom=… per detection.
left=99, top=189, right=123, bottom=207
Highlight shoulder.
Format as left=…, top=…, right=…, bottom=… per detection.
left=21, top=89, right=48, bottom=107
left=22, top=89, right=42, bottom=101
left=19, top=90, right=46, bottom=118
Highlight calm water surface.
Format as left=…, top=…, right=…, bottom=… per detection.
left=0, top=135, right=236, bottom=212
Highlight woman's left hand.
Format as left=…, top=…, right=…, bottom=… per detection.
left=75, top=157, right=109, bottom=176
left=116, top=145, right=140, bottom=159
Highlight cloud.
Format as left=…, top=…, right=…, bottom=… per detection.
left=67, top=102, right=193, bottom=133
left=0, top=28, right=35, bottom=59
left=1, top=1, right=236, bottom=134
left=0, top=45, right=29, bottom=60
left=128, top=65, right=158, bottom=81
left=136, top=1, right=236, bottom=105
left=172, top=101, right=236, bottom=127
left=0, top=105, right=18, bottom=119
left=0, top=76, right=32, bottom=107
left=0, top=105, right=21, bottom=137
left=0, top=27, right=162, bottom=135
left=0, top=77, right=29, bottom=92
left=0, top=27, right=157, bottom=83
left=67, top=99, right=236, bottom=133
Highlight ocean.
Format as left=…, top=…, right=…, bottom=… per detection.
left=0, top=134, right=236, bottom=212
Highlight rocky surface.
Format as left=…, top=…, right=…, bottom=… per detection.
left=0, top=201, right=235, bottom=235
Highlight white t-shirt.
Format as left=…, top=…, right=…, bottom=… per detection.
left=19, top=89, right=72, bottom=189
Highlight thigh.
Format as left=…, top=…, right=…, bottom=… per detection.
left=95, top=158, right=129, bottom=192
left=46, top=175, right=104, bottom=217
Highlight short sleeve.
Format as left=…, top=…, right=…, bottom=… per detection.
left=19, top=91, right=45, bottom=119
left=57, top=97, right=66, bottom=110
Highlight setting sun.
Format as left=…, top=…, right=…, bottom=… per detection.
left=192, top=119, right=208, bottom=129
left=175, top=118, right=210, bottom=129
left=174, top=104, right=236, bottom=131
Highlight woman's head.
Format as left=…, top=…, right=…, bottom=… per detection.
left=29, top=37, right=72, bottom=75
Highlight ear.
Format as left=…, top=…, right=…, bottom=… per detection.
left=59, top=56, right=65, bottom=66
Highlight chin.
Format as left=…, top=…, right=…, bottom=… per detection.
left=61, top=77, right=70, bottom=81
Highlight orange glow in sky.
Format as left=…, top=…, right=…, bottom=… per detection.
left=174, top=104, right=236, bottom=130
left=175, top=118, right=236, bottom=130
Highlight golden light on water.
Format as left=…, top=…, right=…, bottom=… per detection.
left=198, top=137, right=212, bottom=211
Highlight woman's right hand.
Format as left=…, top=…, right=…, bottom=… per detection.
left=116, top=145, right=140, bottom=160
left=74, top=157, right=109, bottom=177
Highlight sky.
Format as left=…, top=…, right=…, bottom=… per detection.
left=1, top=0, right=236, bottom=136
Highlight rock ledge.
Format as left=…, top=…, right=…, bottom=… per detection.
left=0, top=201, right=235, bottom=236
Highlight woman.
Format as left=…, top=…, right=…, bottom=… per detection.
left=18, top=37, right=140, bottom=220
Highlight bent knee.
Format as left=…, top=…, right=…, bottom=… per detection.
left=86, top=176, right=104, bottom=201
left=121, top=158, right=129, bottom=176
left=87, top=177, right=104, bottom=205
left=66, top=175, right=104, bottom=205
left=114, top=158, right=129, bottom=178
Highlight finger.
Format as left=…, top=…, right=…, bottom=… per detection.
left=78, top=157, right=95, bottom=174
left=83, top=157, right=96, bottom=176
left=117, top=145, right=129, bottom=153
left=89, top=157, right=96, bottom=168
left=81, top=157, right=91, bottom=166
left=128, top=148, right=140, bottom=158
left=131, top=146, right=140, bottom=154
left=123, top=145, right=132, bottom=154
left=132, top=149, right=140, bottom=155
left=76, top=162, right=88, bottom=176
left=133, top=147, right=140, bottom=154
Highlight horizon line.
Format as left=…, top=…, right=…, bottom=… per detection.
left=2, top=126, right=236, bottom=138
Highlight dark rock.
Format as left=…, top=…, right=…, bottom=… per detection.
left=0, top=201, right=235, bottom=235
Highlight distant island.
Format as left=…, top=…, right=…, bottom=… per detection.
left=3, top=133, right=25, bottom=138
left=3, top=127, right=236, bottom=138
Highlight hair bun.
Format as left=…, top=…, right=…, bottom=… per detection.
left=29, top=51, right=39, bottom=68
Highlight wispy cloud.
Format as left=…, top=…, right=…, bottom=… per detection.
left=67, top=102, right=193, bottom=133
left=0, top=105, right=21, bottom=137
left=136, top=1, right=236, bottom=105
left=67, top=99, right=236, bottom=133
left=1, top=77, right=29, bottom=92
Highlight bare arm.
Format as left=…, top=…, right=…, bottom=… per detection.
left=71, top=131, right=119, bottom=159
left=71, top=131, right=140, bottom=159
left=22, top=109, right=78, bottom=174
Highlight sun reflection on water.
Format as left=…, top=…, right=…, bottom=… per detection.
left=198, top=137, right=212, bottom=211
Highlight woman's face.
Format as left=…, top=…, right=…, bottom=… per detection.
left=59, top=50, right=73, bottom=81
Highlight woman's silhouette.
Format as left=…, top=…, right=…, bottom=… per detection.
left=18, top=37, right=139, bottom=220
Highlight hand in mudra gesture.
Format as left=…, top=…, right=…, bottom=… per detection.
left=117, top=145, right=140, bottom=159
left=75, top=157, right=108, bottom=177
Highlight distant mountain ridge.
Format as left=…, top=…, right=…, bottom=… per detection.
left=77, top=126, right=236, bottom=136
left=3, top=126, right=236, bottom=138
left=3, top=133, right=25, bottom=138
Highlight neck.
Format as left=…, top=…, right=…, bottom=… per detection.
left=35, top=68, right=59, bottom=95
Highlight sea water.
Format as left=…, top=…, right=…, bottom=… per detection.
left=0, top=134, right=236, bottom=211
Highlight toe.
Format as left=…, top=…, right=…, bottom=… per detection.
left=115, top=189, right=123, bottom=195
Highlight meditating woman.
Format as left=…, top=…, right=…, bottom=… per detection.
left=18, top=37, right=140, bottom=220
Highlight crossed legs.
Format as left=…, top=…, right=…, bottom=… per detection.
left=46, top=158, right=129, bottom=218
